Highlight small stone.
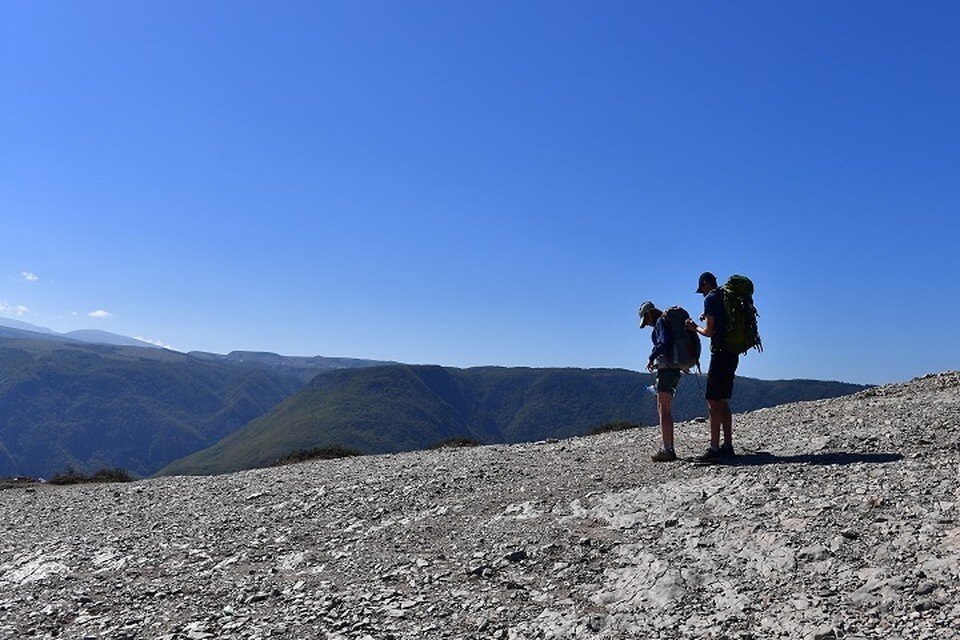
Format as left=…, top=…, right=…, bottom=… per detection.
left=469, top=564, right=495, bottom=578
left=504, top=549, right=527, bottom=563
left=798, top=544, right=831, bottom=561
left=587, top=615, right=605, bottom=631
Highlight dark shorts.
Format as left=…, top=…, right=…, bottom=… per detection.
left=655, top=368, right=682, bottom=394
left=706, top=351, right=739, bottom=401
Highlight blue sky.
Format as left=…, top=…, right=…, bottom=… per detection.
left=1, top=1, right=957, bottom=385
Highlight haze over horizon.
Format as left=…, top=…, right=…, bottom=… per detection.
left=3, top=1, right=958, bottom=386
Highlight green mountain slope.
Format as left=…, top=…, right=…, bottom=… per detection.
left=159, top=364, right=868, bottom=476
left=0, top=336, right=306, bottom=478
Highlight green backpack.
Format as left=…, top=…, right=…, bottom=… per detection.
left=722, top=275, right=763, bottom=355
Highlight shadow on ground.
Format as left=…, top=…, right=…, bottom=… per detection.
left=692, top=451, right=904, bottom=467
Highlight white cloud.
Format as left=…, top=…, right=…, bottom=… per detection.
left=20, top=271, right=39, bottom=282
left=0, top=302, right=29, bottom=317
left=88, top=310, right=112, bottom=319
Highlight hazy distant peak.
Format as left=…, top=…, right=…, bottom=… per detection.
left=0, top=317, right=56, bottom=334
left=62, top=330, right=161, bottom=348
left=0, top=318, right=164, bottom=349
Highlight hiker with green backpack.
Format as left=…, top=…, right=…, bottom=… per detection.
left=638, top=300, right=701, bottom=462
left=686, top=272, right=762, bottom=462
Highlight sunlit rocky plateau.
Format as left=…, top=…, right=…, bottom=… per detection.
left=2, top=373, right=958, bottom=639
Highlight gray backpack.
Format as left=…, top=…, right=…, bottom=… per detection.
left=656, top=306, right=702, bottom=372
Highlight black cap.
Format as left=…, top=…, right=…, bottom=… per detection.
left=696, top=271, right=717, bottom=293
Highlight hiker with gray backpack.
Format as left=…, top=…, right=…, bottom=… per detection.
left=686, top=272, right=762, bottom=462
left=638, top=301, right=701, bottom=462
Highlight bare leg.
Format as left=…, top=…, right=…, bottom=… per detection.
left=657, top=391, right=674, bottom=449
left=707, top=399, right=723, bottom=449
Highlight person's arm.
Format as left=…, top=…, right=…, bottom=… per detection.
left=648, top=321, right=670, bottom=368
left=687, top=290, right=721, bottom=337
left=687, top=314, right=716, bottom=337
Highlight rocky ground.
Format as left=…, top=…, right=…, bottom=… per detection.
left=1, top=372, right=958, bottom=640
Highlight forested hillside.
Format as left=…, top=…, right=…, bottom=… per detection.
left=0, top=337, right=304, bottom=478
left=160, top=364, right=868, bottom=475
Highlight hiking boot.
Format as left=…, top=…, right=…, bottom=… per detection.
left=650, top=448, right=677, bottom=462
left=696, top=447, right=722, bottom=462
left=718, top=443, right=736, bottom=458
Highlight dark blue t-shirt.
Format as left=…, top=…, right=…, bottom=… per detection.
left=703, top=288, right=727, bottom=352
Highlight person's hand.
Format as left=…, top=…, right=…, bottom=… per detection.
left=646, top=361, right=655, bottom=372
left=685, top=318, right=698, bottom=330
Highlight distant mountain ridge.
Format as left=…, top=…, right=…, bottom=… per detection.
left=188, top=350, right=394, bottom=383
left=0, top=334, right=395, bottom=478
left=0, top=318, right=57, bottom=334
left=159, top=364, right=870, bottom=476
left=0, top=336, right=304, bottom=478
left=0, top=318, right=159, bottom=349
left=63, top=329, right=157, bottom=347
